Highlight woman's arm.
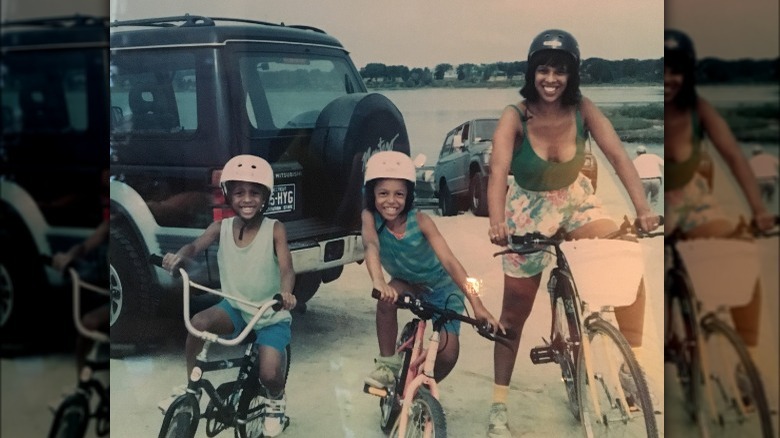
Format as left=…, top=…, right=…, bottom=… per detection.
left=581, top=98, right=658, bottom=231
left=273, top=221, right=297, bottom=310
left=162, top=220, right=221, bottom=271
left=417, top=211, right=504, bottom=332
left=361, top=209, right=395, bottom=301
left=698, top=98, right=774, bottom=229
left=487, top=105, right=521, bottom=245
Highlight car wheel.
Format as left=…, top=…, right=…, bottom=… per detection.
left=109, top=223, right=159, bottom=343
left=470, top=173, right=489, bottom=217
left=438, top=182, right=457, bottom=216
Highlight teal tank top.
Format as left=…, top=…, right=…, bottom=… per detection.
left=509, top=104, right=587, bottom=191
left=664, top=110, right=703, bottom=191
left=374, top=210, right=453, bottom=290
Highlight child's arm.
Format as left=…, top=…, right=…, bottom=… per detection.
left=698, top=98, right=774, bottom=230
left=273, top=221, right=297, bottom=310
left=416, top=211, right=505, bottom=333
left=582, top=98, right=658, bottom=231
left=53, top=219, right=109, bottom=272
left=162, top=220, right=221, bottom=272
left=361, top=209, right=396, bottom=302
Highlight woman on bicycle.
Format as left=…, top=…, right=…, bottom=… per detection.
left=484, top=29, right=660, bottom=436
left=664, top=29, right=774, bottom=365
left=361, top=150, right=503, bottom=389
left=161, top=155, right=296, bottom=437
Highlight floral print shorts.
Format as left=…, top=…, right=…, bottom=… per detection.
left=503, top=173, right=610, bottom=278
left=665, top=173, right=726, bottom=234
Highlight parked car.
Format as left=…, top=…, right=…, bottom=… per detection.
left=432, top=118, right=598, bottom=217
left=1, top=15, right=109, bottom=347
left=108, top=14, right=411, bottom=342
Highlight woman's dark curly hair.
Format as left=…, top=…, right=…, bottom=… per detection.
left=520, top=50, right=582, bottom=106
left=363, top=179, right=416, bottom=217
left=665, top=50, right=698, bottom=110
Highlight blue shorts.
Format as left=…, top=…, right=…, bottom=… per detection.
left=419, top=281, right=466, bottom=336
left=216, top=299, right=291, bottom=353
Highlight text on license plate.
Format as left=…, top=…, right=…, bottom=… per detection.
left=266, top=183, right=295, bottom=214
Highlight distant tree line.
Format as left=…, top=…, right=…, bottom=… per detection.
left=360, top=57, right=778, bottom=88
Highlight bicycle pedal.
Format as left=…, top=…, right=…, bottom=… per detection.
left=363, top=383, right=388, bottom=398
left=530, top=346, right=555, bottom=364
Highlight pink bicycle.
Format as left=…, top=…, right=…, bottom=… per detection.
left=364, top=289, right=514, bottom=437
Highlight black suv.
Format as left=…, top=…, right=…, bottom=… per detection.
left=1, top=15, right=109, bottom=346
left=109, top=15, right=410, bottom=340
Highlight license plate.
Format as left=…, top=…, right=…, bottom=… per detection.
left=266, top=183, right=295, bottom=214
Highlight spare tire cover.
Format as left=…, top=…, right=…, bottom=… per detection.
left=309, top=93, right=410, bottom=229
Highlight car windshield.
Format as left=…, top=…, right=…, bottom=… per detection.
left=473, top=119, right=498, bottom=142
left=237, top=52, right=361, bottom=132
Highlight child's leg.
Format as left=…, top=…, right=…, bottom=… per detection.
left=75, top=304, right=110, bottom=374
left=255, top=322, right=292, bottom=396
left=376, top=278, right=410, bottom=357
left=185, top=301, right=235, bottom=377
left=434, top=331, right=459, bottom=382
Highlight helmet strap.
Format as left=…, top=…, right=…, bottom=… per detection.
left=237, top=214, right=264, bottom=241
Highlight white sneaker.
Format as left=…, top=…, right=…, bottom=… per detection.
left=487, top=403, right=511, bottom=437
left=364, top=355, right=402, bottom=388
left=158, top=384, right=200, bottom=414
left=263, top=393, right=289, bottom=437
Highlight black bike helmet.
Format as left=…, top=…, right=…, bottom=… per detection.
left=528, top=29, right=580, bottom=64
left=664, top=29, right=696, bottom=62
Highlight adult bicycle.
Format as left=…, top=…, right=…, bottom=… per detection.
left=363, top=288, right=515, bottom=437
left=150, top=254, right=289, bottom=438
left=493, top=217, right=662, bottom=437
left=47, top=260, right=110, bottom=438
left=665, top=216, right=778, bottom=437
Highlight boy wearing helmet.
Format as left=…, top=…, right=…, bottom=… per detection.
left=361, top=150, right=503, bottom=388
left=632, top=145, right=665, bottom=205
left=486, top=29, right=660, bottom=436
left=161, top=154, right=296, bottom=437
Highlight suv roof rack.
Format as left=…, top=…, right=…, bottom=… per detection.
left=1, top=14, right=106, bottom=28
left=110, top=13, right=326, bottom=34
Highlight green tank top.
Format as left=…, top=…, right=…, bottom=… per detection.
left=664, top=110, right=703, bottom=191
left=509, top=104, right=587, bottom=191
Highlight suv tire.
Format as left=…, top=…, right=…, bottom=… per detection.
left=0, top=220, right=44, bottom=346
left=438, top=182, right=457, bottom=217
left=470, top=174, right=489, bottom=217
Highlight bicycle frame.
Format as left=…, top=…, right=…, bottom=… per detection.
left=395, top=318, right=442, bottom=436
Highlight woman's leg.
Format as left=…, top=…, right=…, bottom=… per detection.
left=493, top=273, right=542, bottom=386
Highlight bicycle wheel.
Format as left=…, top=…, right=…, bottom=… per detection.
left=390, top=388, right=447, bottom=438
left=158, top=394, right=199, bottom=438
left=48, top=393, right=89, bottom=438
left=578, top=317, right=658, bottom=437
left=666, top=270, right=704, bottom=422
left=551, top=271, right=580, bottom=421
left=698, top=315, right=773, bottom=438
left=381, top=320, right=416, bottom=433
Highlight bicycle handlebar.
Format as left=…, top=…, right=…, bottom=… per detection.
left=150, top=254, right=283, bottom=346
left=370, top=289, right=516, bottom=346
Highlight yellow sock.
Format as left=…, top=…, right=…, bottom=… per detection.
left=492, top=384, right=509, bottom=404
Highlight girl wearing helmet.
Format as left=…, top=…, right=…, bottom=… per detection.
left=361, top=150, right=503, bottom=389
left=664, top=29, right=774, bottom=385
left=161, top=154, right=296, bottom=437
left=485, top=29, right=660, bottom=435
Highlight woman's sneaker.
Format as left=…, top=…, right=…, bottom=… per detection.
left=263, top=392, right=290, bottom=437
left=364, top=355, right=402, bottom=388
left=487, top=403, right=511, bottom=437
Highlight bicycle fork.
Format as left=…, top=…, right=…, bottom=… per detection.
left=397, top=329, right=441, bottom=437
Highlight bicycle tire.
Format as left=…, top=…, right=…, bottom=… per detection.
left=666, top=270, right=704, bottom=423
left=577, top=317, right=658, bottom=437
left=698, top=315, right=773, bottom=438
left=381, top=320, right=416, bottom=433
left=236, top=344, right=292, bottom=438
left=48, top=392, right=89, bottom=438
left=550, top=270, right=581, bottom=420
left=158, top=394, right=199, bottom=438
left=390, top=388, right=447, bottom=438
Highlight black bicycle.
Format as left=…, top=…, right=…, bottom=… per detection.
left=150, top=255, right=289, bottom=438
left=47, top=260, right=110, bottom=438
left=494, top=217, right=662, bottom=437
left=665, top=216, right=778, bottom=437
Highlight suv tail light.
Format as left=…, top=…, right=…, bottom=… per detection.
left=211, top=169, right=235, bottom=221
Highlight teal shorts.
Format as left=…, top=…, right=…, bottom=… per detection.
left=418, top=280, right=466, bottom=336
left=216, top=299, right=291, bottom=353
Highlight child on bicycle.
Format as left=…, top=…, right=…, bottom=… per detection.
left=361, top=150, right=504, bottom=389
left=161, top=154, right=296, bottom=437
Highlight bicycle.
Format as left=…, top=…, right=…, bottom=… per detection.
left=492, top=216, right=662, bottom=437
left=363, top=286, right=515, bottom=437
left=47, top=259, right=110, bottom=438
left=150, top=254, right=289, bottom=438
left=665, top=216, right=778, bottom=437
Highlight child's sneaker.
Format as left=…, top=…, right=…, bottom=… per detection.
left=263, top=392, right=289, bottom=437
left=158, top=384, right=200, bottom=414
left=487, top=402, right=511, bottom=437
left=364, top=355, right=402, bottom=388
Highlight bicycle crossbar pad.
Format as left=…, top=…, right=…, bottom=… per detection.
left=530, top=346, right=556, bottom=364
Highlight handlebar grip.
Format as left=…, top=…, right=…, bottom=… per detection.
left=40, top=254, right=53, bottom=266
left=149, top=254, right=164, bottom=267
left=272, top=294, right=284, bottom=312
left=371, top=288, right=380, bottom=300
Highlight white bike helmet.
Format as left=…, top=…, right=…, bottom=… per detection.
left=220, top=154, right=274, bottom=197
left=364, top=151, right=416, bottom=184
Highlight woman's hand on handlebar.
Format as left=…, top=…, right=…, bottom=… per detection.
left=752, top=210, right=777, bottom=233
left=372, top=282, right=398, bottom=303
left=635, top=212, right=662, bottom=233
left=488, top=221, right=511, bottom=246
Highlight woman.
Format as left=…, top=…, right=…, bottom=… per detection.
left=485, top=29, right=659, bottom=436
